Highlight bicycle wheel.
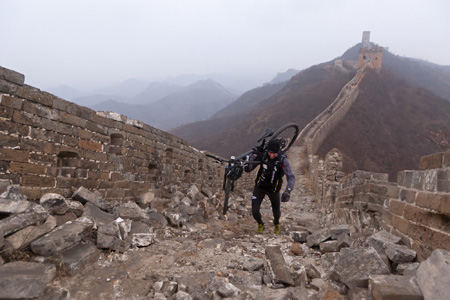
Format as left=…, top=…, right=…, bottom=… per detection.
left=223, top=179, right=233, bottom=215
left=269, top=123, right=299, bottom=152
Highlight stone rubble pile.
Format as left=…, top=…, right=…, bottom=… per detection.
left=0, top=180, right=449, bottom=299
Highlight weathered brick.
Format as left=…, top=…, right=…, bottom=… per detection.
left=12, top=110, right=42, bottom=126
left=444, top=150, right=450, bottom=167
left=0, top=79, right=18, bottom=94
left=19, top=186, right=43, bottom=200
left=22, top=175, right=55, bottom=187
left=0, top=148, right=29, bottom=162
left=79, top=140, right=103, bottom=152
left=389, top=199, right=406, bottom=216
left=441, top=195, right=450, bottom=215
left=0, top=105, right=14, bottom=119
left=105, top=189, right=124, bottom=199
left=403, top=204, right=430, bottom=226
left=437, top=178, right=450, bottom=192
left=0, top=95, right=23, bottom=109
left=9, top=162, right=46, bottom=175
left=59, top=111, right=87, bottom=128
left=420, top=152, right=444, bottom=170
left=400, top=189, right=416, bottom=203
left=0, top=133, right=20, bottom=147
left=415, top=192, right=441, bottom=211
left=398, top=171, right=413, bottom=187
left=92, top=113, right=116, bottom=128
left=85, top=121, right=108, bottom=135
left=23, top=100, right=59, bottom=120
left=0, top=66, right=25, bottom=85
left=16, top=85, right=52, bottom=106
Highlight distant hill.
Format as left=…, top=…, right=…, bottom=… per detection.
left=171, top=65, right=355, bottom=157
left=270, top=69, right=300, bottom=84
left=317, top=68, right=450, bottom=180
left=128, top=82, right=182, bottom=104
left=92, top=79, right=237, bottom=131
left=171, top=43, right=450, bottom=180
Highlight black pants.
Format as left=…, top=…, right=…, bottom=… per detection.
left=251, top=185, right=281, bottom=225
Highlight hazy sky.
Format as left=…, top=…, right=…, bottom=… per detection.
left=1, top=0, right=449, bottom=90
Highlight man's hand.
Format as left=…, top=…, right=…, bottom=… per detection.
left=281, top=191, right=290, bottom=202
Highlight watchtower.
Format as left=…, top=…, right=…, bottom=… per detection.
left=358, top=31, right=383, bottom=69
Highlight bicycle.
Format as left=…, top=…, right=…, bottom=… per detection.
left=206, top=123, right=299, bottom=215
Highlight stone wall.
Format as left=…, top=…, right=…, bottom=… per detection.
left=0, top=66, right=253, bottom=202
left=312, top=148, right=450, bottom=261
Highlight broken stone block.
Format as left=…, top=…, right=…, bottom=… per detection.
left=307, top=227, right=331, bottom=247
left=6, top=215, right=57, bottom=250
left=0, top=261, right=56, bottom=299
left=0, top=229, right=3, bottom=249
left=82, top=202, right=115, bottom=226
left=53, top=241, right=100, bottom=276
left=0, top=184, right=26, bottom=200
left=337, top=232, right=352, bottom=249
left=0, top=197, right=34, bottom=214
left=131, top=233, right=155, bottom=247
left=291, top=242, right=303, bottom=256
left=113, top=201, right=149, bottom=222
left=330, top=224, right=351, bottom=240
left=0, top=205, right=48, bottom=235
left=54, top=212, right=78, bottom=226
left=148, top=211, right=168, bottom=228
left=385, top=243, right=416, bottom=264
left=368, top=230, right=401, bottom=255
left=333, top=247, right=390, bottom=288
left=137, top=190, right=155, bottom=205
left=265, top=245, right=295, bottom=286
left=348, top=287, right=374, bottom=300
left=397, top=262, right=420, bottom=277
left=243, top=257, right=264, bottom=271
left=97, top=222, right=130, bottom=252
left=416, top=249, right=450, bottom=300
left=31, top=217, right=94, bottom=256
left=305, top=264, right=321, bottom=280
left=65, top=199, right=84, bottom=217
left=198, top=238, right=226, bottom=251
left=187, top=184, right=199, bottom=200
left=166, top=205, right=189, bottom=228
left=369, top=275, right=423, bottom=300
left=72, top=186, right=112, bottom=211
left=290, top=230, right=309, bottom=243
left=320, top=240, right=339, bottom=253
left=40, top=192, right=69, bottom=215
left=209, top=277, right=240, bottom=298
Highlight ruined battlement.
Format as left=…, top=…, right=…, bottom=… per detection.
left=311, top=148, right=450, bottom=260
left=0, top=66, right=247, bottom=202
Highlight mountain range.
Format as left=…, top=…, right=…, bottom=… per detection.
left=170, top=42, right=450, bottom=180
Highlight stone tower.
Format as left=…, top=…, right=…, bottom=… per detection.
left=362, top=31, right=371, bottom=48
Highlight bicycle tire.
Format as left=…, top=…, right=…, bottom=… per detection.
left=223, top=179, right=233, bottom=215
left=269, top=123, right=299, bottom=153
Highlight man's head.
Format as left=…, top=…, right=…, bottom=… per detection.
left=267, top=140, right=280, bottom=159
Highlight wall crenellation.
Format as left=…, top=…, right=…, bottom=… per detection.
left=311, top=148, right=450, bottom=261
left=1, top=66, right=252, bottom=203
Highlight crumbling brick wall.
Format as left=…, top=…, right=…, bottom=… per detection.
left=0, top=66, right=253, bottom=202
left=312, top=148, right=450, bottom=261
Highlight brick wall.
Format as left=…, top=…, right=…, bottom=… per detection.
left=312, top=148, right=450, bottom=261
left=0, top=66, right=253, bottom=202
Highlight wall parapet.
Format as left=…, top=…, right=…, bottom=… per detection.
left=312, top=147, right=450, bottom=261
left=0, top=66, right=247, bottom=202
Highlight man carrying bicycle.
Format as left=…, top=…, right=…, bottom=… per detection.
left=245, top=139, right=295, bottom=234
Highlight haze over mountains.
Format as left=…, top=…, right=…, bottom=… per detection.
left=171, top=42, right=450, bottom=180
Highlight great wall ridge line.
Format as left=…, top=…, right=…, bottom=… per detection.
left=293, top=64, right=368, bottom=172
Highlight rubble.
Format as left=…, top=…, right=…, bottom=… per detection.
left=0, top=177, right=448, bottom=299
